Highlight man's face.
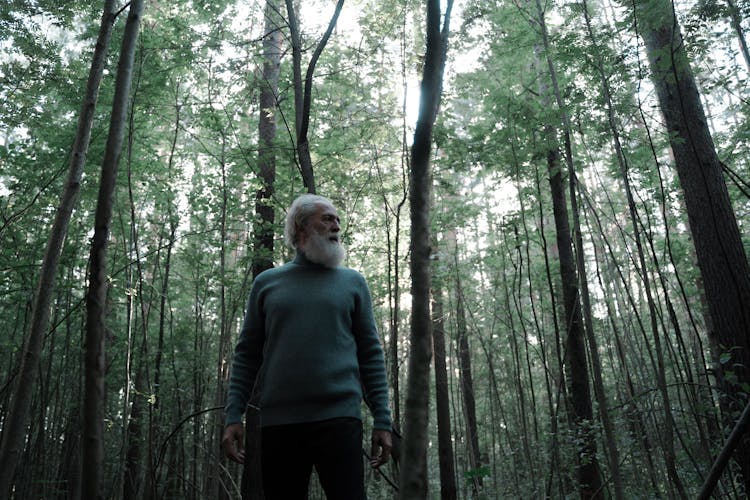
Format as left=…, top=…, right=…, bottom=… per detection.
left=298, top=203, right=345, bottom=267
left=300, top=203, right=341, bottom=244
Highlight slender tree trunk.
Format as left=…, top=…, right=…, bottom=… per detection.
left=121, top=55, right=155, bottom=500
left=82, top=2, right=144, bottom=498
left=448, top=236, right=482, bottom=495
left=583, top=190, right=664, bottom=495
left=211, top=138, right=231, bottom=500
left=431, top=245, right=458, bottom=500
left=0, top=2, right=117, bottom=494
left=191, top=277, right=207, bottom=500
left=501, top=245, right=533, bottom=473
left=386, top=193, right=405, bottom=432
left=123, top=355, right=147, bottom=500
left=146, top=83, right=182, bottom=500
left=284, top=0, right=345, bottom=193
left=252, top=0, right=282, bottom=280
left=725, top=0, right=750, bottom=73
left=147, top=222, right=175, bottom=499
left=509, top=227, right=540, bottom=449
left=533, top=37, right=603, bottom=496
left=635, top=0, right=750, bottom=490
left=478, top=336, right=522, bottom=496
left=533, top=1, right=624, bottom=495
left=399, top=1, right=452, bottom=497
left=242, top=3, right=283, bottom=497
left=531, top=162, right=570, bottom=498
left=57, top=406, right=82, bottom=500
left=388, top=0, right=411, bottom=431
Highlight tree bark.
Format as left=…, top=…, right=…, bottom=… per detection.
left=251, top=0, right=282, bottom=280
left=123, top=357, right=147, bottom=500
left=242, top=2, right=283, bottom=497
left=431, top=244, right=458, bottom=500
left=635, top=0, right=750, bottom=490
left=0, top=2, right=117, bottom=494
left=146, top=85, right=181, bottom=499
left=399, top=1, right=452, bottom=498
left=81, top=1, right=144, bottom=498
left=284, top=0, right=345, bottom=193
left=211, top=138, right=230, bottom=500
left=447, top=231, right=482, bottom=494
left=533, top=41, right=603, bottom=495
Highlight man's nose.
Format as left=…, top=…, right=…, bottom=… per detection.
left=331, top=220, right=340, bottom=232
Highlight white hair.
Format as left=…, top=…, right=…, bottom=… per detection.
left=284, top=194, right=335, bottom=248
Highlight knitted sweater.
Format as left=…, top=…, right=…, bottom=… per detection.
left=225, top=253, right=392, bottom=431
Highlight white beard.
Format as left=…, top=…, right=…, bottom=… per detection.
left=303, top=231, right=346, bottom=268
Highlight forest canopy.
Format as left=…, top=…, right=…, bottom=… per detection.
left=1, top=0, right=749, bottom=498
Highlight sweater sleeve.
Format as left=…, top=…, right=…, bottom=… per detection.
left=352, top=274, right=392, bottom=431
left=224, top=279, right=266, bottom=427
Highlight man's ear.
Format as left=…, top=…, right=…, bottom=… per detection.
left=296, top=224, right=307, bottom=246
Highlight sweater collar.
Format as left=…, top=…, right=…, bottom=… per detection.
left=293, top=251, right=321, bottom=267
left=293, top=251, right=311, bottom=266
left=293, top=251, right=340, bottom=269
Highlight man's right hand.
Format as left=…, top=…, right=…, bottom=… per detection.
left=221, top=423, right=246, bottom=464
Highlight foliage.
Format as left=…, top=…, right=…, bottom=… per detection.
left=1, top=0, right=749, bottom=497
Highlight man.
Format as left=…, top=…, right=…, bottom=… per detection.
left=222, top=194, right=393, bottom=500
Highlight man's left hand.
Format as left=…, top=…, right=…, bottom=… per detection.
left=370, top=429, right=392, bottom=468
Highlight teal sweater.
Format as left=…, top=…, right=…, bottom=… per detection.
left=225, top=253, right=392, bottom=431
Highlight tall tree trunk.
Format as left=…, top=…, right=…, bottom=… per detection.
left=388, top=0, right=411, bottom=431
left=122, top=56, right=155, bottom=500
left=635, top=0, right=750, bottom=490
left=533, top=44, right=603, bottom=496
left=431, top=243, right=457, bottom=500
left=243, top=2, right=283, bottom=497
left=583, top=190, right=664, bottom=494
left=56, top=406, right=82, bottom=500
left=146, top=82, right=182, bottom=500
left=533, top=0, right=625, bottom=495
left=123, top=355, right=147, bottom=500
left=399, top=1, right=452, bottom=498
left=383, top=187, right=406, bottom=431
left=251, top=0, right=282, bottom=280
left=531, top=162, right=570, bottom=498
left=501, top=246, right=533, bottom=473
left=211, top=138, right=231, bottom=500
left=0, top=2, right=117, bottom=494
left=284, top=0, right=345, bottom=193
left=448, top=231, right=482, bottom=495
left=82, top=2, right=144, bottom=498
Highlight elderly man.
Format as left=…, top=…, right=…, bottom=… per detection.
left=222, top=194, right=392, bottom=499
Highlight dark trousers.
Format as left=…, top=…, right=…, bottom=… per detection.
left=261, top=417, right=366, bottom=500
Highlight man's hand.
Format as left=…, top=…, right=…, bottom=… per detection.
left=370, top=429, right=392, bottom=468
left=221, top=423, right=245, bottom=464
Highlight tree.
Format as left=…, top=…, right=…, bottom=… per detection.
left=284, top=0, right=345, bottom=193
left=82, top=1, right=145, bottom=497
left=448, top=229, right=483, bottom=495
left=252, top=0, right=283, bottom=279
left=0, top=1, right=117, bottom=495
left=399, top=0, right=453, bottom=497
left=634, top=0, right=750, bottom=491
left=532, top=36, right=604, bottom=500
left=2, top=0, right=750, bottom=497
left=431, top=257, right=458, bottom=500
left=242, top=1, right=284, bottom=498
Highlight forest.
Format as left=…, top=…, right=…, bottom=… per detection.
left=1, top=0, right=749, bottom=498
